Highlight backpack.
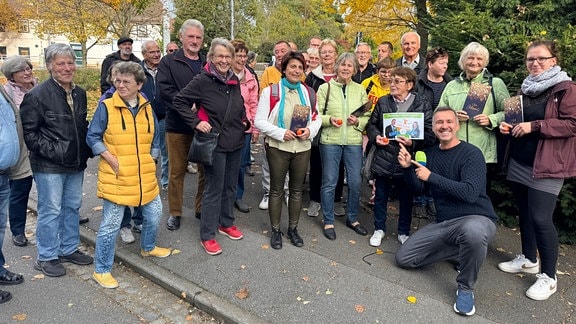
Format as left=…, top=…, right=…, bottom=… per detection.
left=269, top=83, right=317, bottom=117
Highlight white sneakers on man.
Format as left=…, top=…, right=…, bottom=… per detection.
left=369, top=230, right=384, bottom=247
left=497, top=254, right=539, bottom=274
left=397, top=234, right=409, bottom=245
left=120, top=227, right=135, bottom=244
left=526, top=273, right=557, bottom=300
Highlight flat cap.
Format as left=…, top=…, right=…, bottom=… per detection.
left=117, top=37, right=133, bottom=46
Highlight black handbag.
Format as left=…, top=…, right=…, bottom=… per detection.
left=188, top=95, right=233, bottom=166
left=188, top=131, right=220, bottom=166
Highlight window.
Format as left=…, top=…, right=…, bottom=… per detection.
left=136, top=25, right=147, bottom=38
left=0, top=47, right=6, bottom=60
left=18, top=47, right=30, bottom=58
left=19, top=20, right=29, bottom=33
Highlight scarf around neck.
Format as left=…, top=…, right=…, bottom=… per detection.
left=521, top=65, right=572, bottom=96
left=207, top=62, right=234, bottom=83
left=277, top=78, right=307, bottom=129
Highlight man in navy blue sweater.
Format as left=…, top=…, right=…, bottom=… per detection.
left=396, top=106, right=497, bottom=317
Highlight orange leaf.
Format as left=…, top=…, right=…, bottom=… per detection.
left=355, top=304, right=365, bottom=313
left=235, top=287, right=249, bottom=300
left=12, top=314, right=27, bottom=321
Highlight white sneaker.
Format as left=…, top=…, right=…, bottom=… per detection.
left=526, top=273, right=557, bottom=300
left=259, top=193, right=269, bottom=210
left=120, top=227, right=135, bottom=244
left=498, top=254, right=539, bottom=274
left=398, top=234, right=409, bottom=245
left=307, top=201, right=321, bottom=217
left=334, top=202, right=345, bottom=217
left=187, top=162, right=198, bottom=174
left=369, top=230, right=384, bottom=247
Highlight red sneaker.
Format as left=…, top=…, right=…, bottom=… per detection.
left=200, top=240, right=222, bottom=255
left=218, top=225, right=244, bottom=240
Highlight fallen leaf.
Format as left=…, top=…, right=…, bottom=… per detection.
left=261, top=244, right=270, bottom=250
left=240, top=264, right=246, bottom=270
left=262, top=230, right=269, bottom=234
left=556, top=270, right=568, bottom=275
left=302, top=276, right=310, bottom=282
left=348, top=240, right=356, bottom=245
left=92, top=206, right=103, bottom=211
left=330, top=261, right=337, bottom=266
left=496, top=247, right=506, bottom=252
left=325, top=289, right=332, bottom=295
left=296, top=296, right=302, bottom=301
left=33, top=274, right=45, bottom=280
left=355, top=304, right=365, bottom=313
left=12, top=314, right=26, bottom=321
left=375, top=249, right=384, bottom=255
left=302, top=300, right=310, bottom=305
left=515, top=273, right=525, bottom=278
left=185, top=314, right=193, bottom=321
left=407, top=296, right=417, bottom=304
left=235, top=287, right=249, bottom=300
left=68, top=303, right=74, bottom=307
left=21, top=255, right=32, bottom=260
left=171, top=249, right=181, bottom=255
left=312, top=238, right=318, bottom=242
left=181, top=292, right=187, bottom=298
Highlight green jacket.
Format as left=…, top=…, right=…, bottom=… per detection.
left=438, top=70, right=510, bottom=163
left=317, top=79, right=369, bottom=146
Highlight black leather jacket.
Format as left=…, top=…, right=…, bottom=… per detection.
left=20, top=78, right=91, bottom=173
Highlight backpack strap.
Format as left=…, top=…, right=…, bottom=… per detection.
left=365, top=80, right=375, bottom=95
left=269, top=83, right=280, bottom=116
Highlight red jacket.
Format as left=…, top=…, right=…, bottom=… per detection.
left=531, top=80, right=576, bottom=178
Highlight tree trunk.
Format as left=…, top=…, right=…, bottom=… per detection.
left=414, top=0, right=429, bottom=54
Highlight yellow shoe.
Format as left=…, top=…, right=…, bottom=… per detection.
left=92, top=272, right=119, bottom=289
left=140, top=246, right=171, bottom=258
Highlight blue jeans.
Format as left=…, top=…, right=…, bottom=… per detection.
left=158, top=119, right=169, bottom=188
left=34, top=172, right=84, bottom=261
left=320, top=145, right=362, bottom=225
left=373, top=175, right=414, bottom=235
left=95, top=195, right=162, bottom=273
left=236, top=134, right=251, bottom=200
left=9, top=175, right=33, bottom=236
left=0, top=175, right=10, bottom=270
left=120, top=207, right=143, bottom=229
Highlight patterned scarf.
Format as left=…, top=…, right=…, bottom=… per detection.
left=521, top=65, right=572, bottom=96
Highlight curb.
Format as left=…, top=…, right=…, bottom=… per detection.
left=28, top=196, right=266, bottom=324
left=79, top=227, right=267, bottom=324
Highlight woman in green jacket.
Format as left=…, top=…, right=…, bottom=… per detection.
left=318, top=53, right=370, bottom=241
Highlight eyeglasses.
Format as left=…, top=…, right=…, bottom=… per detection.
left=113, top=79, right=133, bottom=86
left=17, top=66, right=32, bottom=73
left=167, top=49, right=177, bottom=53
left=525, top=56, right=554, bottom=64
left=390, top=79, right=407, bottom=84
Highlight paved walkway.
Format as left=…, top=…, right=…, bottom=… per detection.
left=29, top=142, right=576, bottom=323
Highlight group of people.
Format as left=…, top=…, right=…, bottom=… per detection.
left=0, top=19, right=572, bottom=318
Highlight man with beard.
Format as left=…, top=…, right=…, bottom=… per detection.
left=100, top=37, right=141, bottom=94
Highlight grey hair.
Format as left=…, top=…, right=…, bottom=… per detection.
left=355, top=42, right=371, bottom=52
left=207, top=38, right=235, bottom=61
left=247, top=51, right=258, bottom=64
left=113, top=61, right=146, bottom=84
left=45, top=43, right=76, bottom=66
left=0, top=56, right=32, bottom=80
left=306, top=47, right=319, bottom=56
left=400, top=31, right=421, bottom=45
left=458, top=42, right=490, bottom=70
left=179, top=19, right=204, bottom=36
left=141, top=40, right=158, bottom=53
left=335, top=52, right=358, bottom=75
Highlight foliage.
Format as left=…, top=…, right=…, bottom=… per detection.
left=95, top=0, right=157, bottom=38
left=173, top=0, right=343, bottom=60
left=0, top=0, right=25, bottom=33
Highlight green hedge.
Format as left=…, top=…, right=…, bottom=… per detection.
left=35, top=68, right=100, bottom=92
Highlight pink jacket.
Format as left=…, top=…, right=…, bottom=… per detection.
left=531, top=80, right=576, bottom=178
left=239, top=67, right=259, bottom=134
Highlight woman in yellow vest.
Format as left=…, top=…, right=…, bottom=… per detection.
left=87, top=62, right=171, bottom=289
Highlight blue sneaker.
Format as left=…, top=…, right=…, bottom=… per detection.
left=453, top=289, right=475, bottom=316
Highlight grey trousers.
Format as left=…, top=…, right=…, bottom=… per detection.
left=395, top=215, right=496, bottom=291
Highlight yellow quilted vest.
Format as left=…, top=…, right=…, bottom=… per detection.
left=97, top=92, right=159, bottom=206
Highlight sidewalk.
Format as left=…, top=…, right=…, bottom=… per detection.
left=29, top=143, right=576, bottom=323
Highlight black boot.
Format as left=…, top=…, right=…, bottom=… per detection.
left=271, top=229, right=283, bottom=250
left=287, top=227, right=304, bottom=247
